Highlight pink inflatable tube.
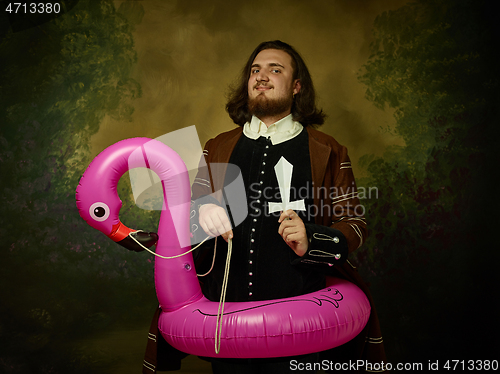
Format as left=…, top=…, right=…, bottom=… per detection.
left=76, top=138, right=371, bottom=358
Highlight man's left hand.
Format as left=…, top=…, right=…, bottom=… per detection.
left=278, top=209, right=308, bottom=257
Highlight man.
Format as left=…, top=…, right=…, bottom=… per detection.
left=143, top=40, right=386, bottom=373
left=189, top=41, right=386, bottom=373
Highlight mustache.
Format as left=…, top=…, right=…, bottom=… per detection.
left=253, top=83, right=274, bottom=89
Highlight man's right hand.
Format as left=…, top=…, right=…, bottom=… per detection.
left=198, top=203, right=233, bottom=242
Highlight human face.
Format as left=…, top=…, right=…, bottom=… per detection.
left=247, top=49, right=301, bottom=125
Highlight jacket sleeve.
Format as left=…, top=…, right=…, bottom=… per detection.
left=189, top=139, right=228, bottom=275
left=296, top=144, right=367, bottom=267
left=328, top=145, right=367, bottom=253
left=191, top=139, right=214, bottom=202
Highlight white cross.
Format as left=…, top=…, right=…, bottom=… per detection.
left=268, top=156, right=306, bottom=214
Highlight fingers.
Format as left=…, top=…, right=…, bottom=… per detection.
left=280, top=226, right=298, bottom=242
left=279, top=224, right=308, bottom=257
left=278, top=210, right=302, bottom=235
left=284, top=234, right=306, bottom=247
left=277, top=210, right=305, bottom=233
left=279, top=223, right=305, bottom=242
left=199, top=204, right=233, bottom=241
left=213, top=208, right=233, bottom=241
left=278, top=209, right=298, bottom=223
left=203, top=213, right=232, bottom=239
left=277, top=210, right=308, bottom=256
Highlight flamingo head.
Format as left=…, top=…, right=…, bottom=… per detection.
left=75, top=138, right=158, bottom=252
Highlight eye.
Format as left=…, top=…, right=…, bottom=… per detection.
left=89, top=202, right=110, bottom=222
left=271, top=69, right=281, bottom=73
left=251, top=68, right=260, bottom=74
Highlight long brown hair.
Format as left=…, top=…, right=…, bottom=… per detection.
left=226, top=40, right=326, bottom=128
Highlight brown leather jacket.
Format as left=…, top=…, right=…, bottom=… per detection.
left=192, top=126, right=367, bottom=253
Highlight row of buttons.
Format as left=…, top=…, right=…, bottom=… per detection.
left=248, top=141, right=271, bottom=298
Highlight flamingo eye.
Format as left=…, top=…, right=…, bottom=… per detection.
left=89, top=202, right=110, bottom=222
left=94, top=207, right=105, bottom=217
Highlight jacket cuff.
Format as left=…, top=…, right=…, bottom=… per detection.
left=292, top=223, right=348, bottom=266
left=195, top=194, right=221, bottom=209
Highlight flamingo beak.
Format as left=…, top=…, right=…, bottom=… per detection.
left=108, top=221, right=159, bottom=252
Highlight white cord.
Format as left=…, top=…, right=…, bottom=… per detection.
left=215, top=237, right=231, bottom=354
left=128, top=231, right=232, bottom=354
left=128, top=230, right=209, bottom=259
left=128, top=231, right=219, bottom=277
left=196, top=237, right=217, bottom=277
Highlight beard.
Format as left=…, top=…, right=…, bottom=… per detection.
left=248, top=92, right=293, bottom=119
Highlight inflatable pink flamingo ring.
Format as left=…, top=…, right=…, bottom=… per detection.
left=75, top=137, right=371, bottom=358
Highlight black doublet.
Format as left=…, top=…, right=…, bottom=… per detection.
left=202, top=129, right=325, bottom=302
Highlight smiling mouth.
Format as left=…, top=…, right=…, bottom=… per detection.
left=255, top=84, right=272, bottom=91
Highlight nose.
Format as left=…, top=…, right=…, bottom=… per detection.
left=255, top=70, right=269, bottom=82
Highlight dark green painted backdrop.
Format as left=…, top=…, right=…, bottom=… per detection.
left=1, top=0, right=498, bottom=372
